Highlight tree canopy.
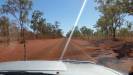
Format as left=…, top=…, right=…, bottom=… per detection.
left=95, top=0, right=133, bottom=39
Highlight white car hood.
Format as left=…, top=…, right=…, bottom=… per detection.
left=0, top=61, right=125, bottom=75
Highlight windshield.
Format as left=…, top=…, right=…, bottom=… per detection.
left=0, top=0, right=133, bottom=75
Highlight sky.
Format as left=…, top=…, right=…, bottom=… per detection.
left=32, top=0, right=101, bottom=35
left=0, top=0, right=133, bottom=35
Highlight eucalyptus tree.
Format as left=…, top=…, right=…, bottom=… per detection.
left=126, top=21, right=133, bottom=31
left=0, top=0, right=32, bottom=60
left=80, top=26, right=93, bottom=39
left=118, top=0, right=133, bottom=15
left=66, top=26, right=81, bottom=39
left=94, top=29, right=104, bottom=40
left=125, top=21, right=133, bottom=39
left=30, top=11, right=63, bottom=38
left=96, top=16, right=110, bottom=37
left=119, top=28, right=129, bottom=36
left=0, top=0, right=32, bottom=42
left=54, top=21, right=60, bottom=30
left=96, top=0, right=125, bottom=39
left=53, top=21, right=63, bottom=38
left=0, top=16, right=10, bottom=44
left=30, top=10, right=45, bottom=38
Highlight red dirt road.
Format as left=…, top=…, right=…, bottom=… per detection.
left=0, top=38, right=133, bottom=72
left=0, top=38, right=94, bottom=61
left=0, top=38, right=132, bottom=61
left=0, top=39, right=64, bottom=61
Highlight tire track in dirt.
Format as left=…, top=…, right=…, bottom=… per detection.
left=27, top=40, right=60, bottom=60
left=63, top=42, right=82, bottom=60
left=63, top=40, right=95, bottom=61
left=41, top=38, right=67, bottom=60
left=0, top=38, right=94, bottom=61
left=28, top=38, right=66, bottom=60
left=0, top=39, right=61, bottom=61
left=53, top=38, right=67, bottom=60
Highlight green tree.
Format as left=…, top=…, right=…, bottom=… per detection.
left=30, top=11, right=63, bottom=38
left=125, top=21, right=133, bottom=39
left=53, top=21, right=63, bottom=38
left=66, top=26, right=81, bottom=38
left=94, top=29, right=105, bottom=40
left=0, top=16, right=10, bottom=44
left=46, top=22, right=63, bottom=38
left=96, top=16, right=110, bottom=36
left=118, top=0, right=133, bottom=15
left=118, top=28, right=128, bottom=37
left=0, top=0, right=32, bottom=42
left=0, top=0, right=32, bottom=60
left=126, top=21, right=132, bottom=31
left=80, top=26, right=93, bottom=39
left=30, top=10, right=45, bottom=38
left=96, top=0, right=124, bottom=40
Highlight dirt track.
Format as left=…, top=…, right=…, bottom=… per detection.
left=0, top=38, right=64, bottom=61
left=0, top=38, right=133, bottom=72
left=0, top=38, right=93, bottom=61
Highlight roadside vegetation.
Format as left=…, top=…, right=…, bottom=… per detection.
left=0, top=0, right=63, bottom=45
left=0, top=0, right=132, bottom=72
left=0, top=0, right=132, bottom=60
left=66, top=0, right=133, bottom=41
left=0, top=0, right=132, bottom=42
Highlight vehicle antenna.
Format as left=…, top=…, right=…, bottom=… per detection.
left=60, top=0, right=88, bottom=60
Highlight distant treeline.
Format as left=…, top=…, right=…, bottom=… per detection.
left=0, top=14, right=63, bottom=42
left=0, top=0, right=63, bottom=44
left=66, top=0, right=133, bottom=40
left=66, top=26, right=133, bottom=40
left=0, top=0, right=133, bottom=44
left=30, top=10, right=63, bottom=39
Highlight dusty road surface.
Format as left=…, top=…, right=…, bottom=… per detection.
left=0, top=38, right=65, bottom=61
left=0, top=38, right=97, bottom=61
left=0, top=38, right=133, bottom=73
